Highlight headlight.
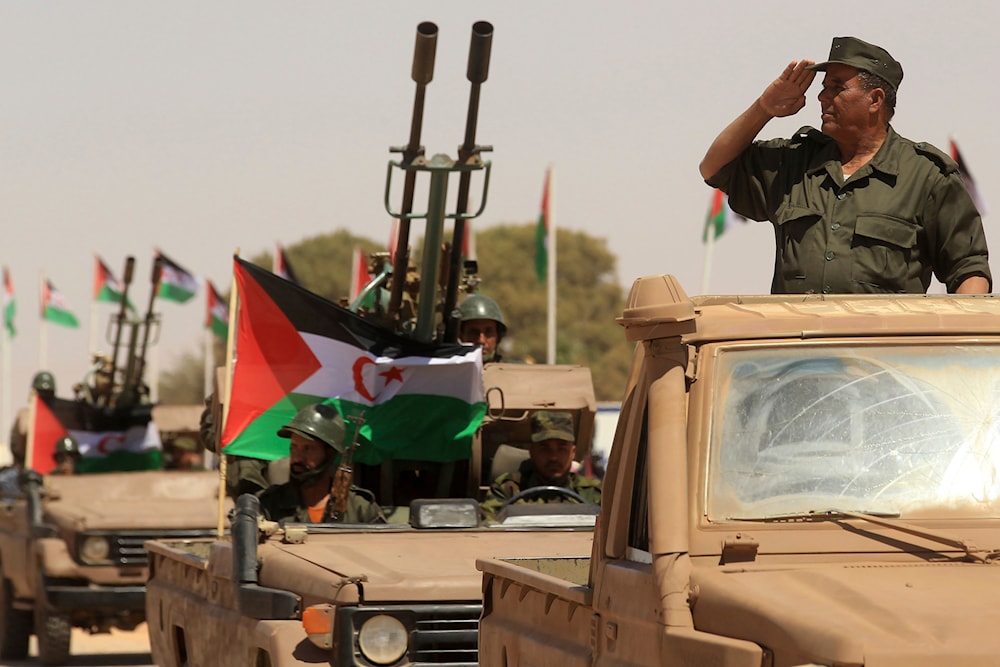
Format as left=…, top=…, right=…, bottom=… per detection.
left=357, top=614, right=408, bottom=665
left=79, top=536, right=111, bottom=564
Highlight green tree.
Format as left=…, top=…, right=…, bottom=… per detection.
left=158, top=225, right=632, bottom=403
left=472, top=223, right=631, bottom=402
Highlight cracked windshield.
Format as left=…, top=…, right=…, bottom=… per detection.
left=709, top=344, right=1000, bottom=520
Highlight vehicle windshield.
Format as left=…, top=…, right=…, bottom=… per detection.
left=707, top=343, right=1000, bottom=520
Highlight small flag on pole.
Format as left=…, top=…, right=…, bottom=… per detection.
left=274, top=242, right=300, bottom=284
left=41, top=279, right=79, bottom=328
left=534, top=167, right=551, bottom=283
left=3, top=267, right=15, bottom=338
left=156, top=250, right=202, bottom=304
left=949, top=138, right=988, bottom=216
left=205, top=280, right=229, bottom=340
left=703, top=188, right=747, bottom=242
left=93, top=255, right=133, bottom=311
left=349, top=246, right=371, bottom=302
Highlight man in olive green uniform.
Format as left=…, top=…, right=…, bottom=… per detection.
left=481, top=410, right=601, bottom=521
left=700, top=36, right=990, bottom=295
left=258, top=403, right=383, bottom=524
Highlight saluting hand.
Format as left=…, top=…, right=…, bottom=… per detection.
left=759, top=60, right=816, bottom=118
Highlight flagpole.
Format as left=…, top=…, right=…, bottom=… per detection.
left=218, top=250, right=241, bottom=537
left=89, top=302, right=98, bottom=356
left=1, top=324, right=9, bottom=465
left=702, top=223, right=714, bottom=294
left=546, top=165, right=557, bottom=365
left=38, top=272, right=47, bottom=371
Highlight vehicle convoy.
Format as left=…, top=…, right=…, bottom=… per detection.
left=0, top=256, right=222, bottom=666
left=479, top=276, right=1000, bottom=667
left=144, top=21, right=601, bottom=667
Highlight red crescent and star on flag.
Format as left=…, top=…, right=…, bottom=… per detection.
left=351, top=357, right=405, bottom=402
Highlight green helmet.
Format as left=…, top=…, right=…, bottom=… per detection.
left=32, top=371, right=56, bottom=394
left=54, top=436, right=79, bottom=456
left=458, top=294, right=507, bottom=336
left=277, top=403, right=346, bottom=453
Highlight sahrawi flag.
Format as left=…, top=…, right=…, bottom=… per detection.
left=205, top=280, right=229, bottom=340
left=93, top=255, right=134, bottom=311
left=156, top=250, right=201, bottom=303
left=221, top=257, right=486, bottom=464
left=28, top=394, right=161, bottom=474
left=703, top=188, right=747, bottom=242
left=273, top=242, right=300, bottom=284
left=41, top=279, right=79, bottom=328
left=534, top=166, right=551, bottom=283
left=949, top=138, right=988, bottom=216
left=3, top=267, right=14, bottom=338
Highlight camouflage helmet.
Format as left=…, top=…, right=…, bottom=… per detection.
left=530, top=410, right=576, bottom=443
left=277, top=403, right=346, bottom=453
left=32, top=371, right=56, bottom=394
left=458, top=294, right=507, bottom=336
left=54, top=435, right=79, bottom=456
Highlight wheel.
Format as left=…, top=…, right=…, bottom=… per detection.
left=0, top=566, right=31, bottom=660
left=34, top=572, right=71, bottom=667
left=502, top=485, right=587, bottom=506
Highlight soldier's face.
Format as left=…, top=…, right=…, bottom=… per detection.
left=289, top=433, right=331, bottom=475
left=530, top=438, right=576, bottom=483
left=460, top=319, right=499, bottom=360
left=818, top=64, right=876, bottom=142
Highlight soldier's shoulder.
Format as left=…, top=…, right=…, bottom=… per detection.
left=897, top=134, right=958, bottom=175
left=788, top=126, right=831, bottom=147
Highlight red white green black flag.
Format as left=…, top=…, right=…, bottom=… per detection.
left=220, top=257, right=486, bottom=463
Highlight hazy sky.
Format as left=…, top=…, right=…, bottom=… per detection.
left=1, top=1, right=996, bottom=437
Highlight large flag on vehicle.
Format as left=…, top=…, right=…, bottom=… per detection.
left=221, top=257, right=486, bottom=464
left=534, top=166, right=551, bottom=283
left=41, top=279, right=79, bottom=328
left=273, top=242, right=300, bottom=284
left=93, top=255, right=134, bottom=311
left=156, top=250, right=201, bottom=303
left=3, top=267, right=14, bottom=338
left=949, top=138, right=988, bottom=216
left=27, top=393, right=162, bottom=474
left=205, top=280, right=229, bottom=340
left=703, top=188, right=747, bottom=242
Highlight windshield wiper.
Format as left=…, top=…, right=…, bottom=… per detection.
left=731, top=509, right=996, bottom=564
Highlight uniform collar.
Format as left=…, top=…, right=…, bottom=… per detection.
left=806, top=125, right=900, bottom=181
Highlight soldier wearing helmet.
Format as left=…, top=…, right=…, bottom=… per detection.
left=258, top=403, right=382, bottom=524
left=51, top=436, right=80, bottom=475
left=458, top=294, right=506, bottom=362
left=32, top=371, right=56, bottom=397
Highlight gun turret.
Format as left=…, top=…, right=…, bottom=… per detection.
left=104, top=256, right=135, bottom=407
left=384, top=22, right=494, bottom=344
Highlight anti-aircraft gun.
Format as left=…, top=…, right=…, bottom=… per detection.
left=350, top=20, right=493, bottom=345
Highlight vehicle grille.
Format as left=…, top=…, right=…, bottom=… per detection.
left=340, top=603, right=481, bottom=667
left=80, top=530, right=217, bottom=567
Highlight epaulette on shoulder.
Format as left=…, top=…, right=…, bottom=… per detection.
left=790, top=126, right=831, bottom=146
left=911, top=141, right=958, bottom=176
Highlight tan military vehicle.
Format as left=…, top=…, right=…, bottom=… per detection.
left=0, top=256, right=223, bottom=666
left=479, top=276, right=1000, bottom=667
left=145, top=362, right=599, bottom=667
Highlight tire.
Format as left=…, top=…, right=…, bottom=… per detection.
left=0, top=568, right=31, bottom=660
left=34, top=573, right=71, bottom=667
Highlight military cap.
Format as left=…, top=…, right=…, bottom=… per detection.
left=530, top=410, right=575, bottom=443
left=808, top=36, right=903, bottom=91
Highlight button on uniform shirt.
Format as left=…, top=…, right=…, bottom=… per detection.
left=707, top=125, right=991, bottom=294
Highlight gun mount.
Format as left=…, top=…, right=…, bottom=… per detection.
left=353, top=21, right=493, bottom=344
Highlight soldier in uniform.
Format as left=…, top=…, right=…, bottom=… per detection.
left=458, top=294, right=506, bottom=362
left=10, top=371, right=58, bottom=468
left=700, top=36, right=991, bottom=295
left=51, top=436, right=80, bottom=475
left=481, top=410, right=602, bottom=520
left=258, top=403, right=383, bottom=524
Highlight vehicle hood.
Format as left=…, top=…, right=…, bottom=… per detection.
left=43, top=470, right=223, bottom=531
left=257, top=528, right=593, bottom=604
left=691, top=562, right=1000, bottom=667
